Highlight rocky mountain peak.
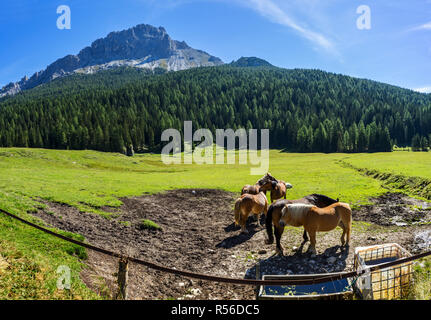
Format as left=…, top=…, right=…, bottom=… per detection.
left=1, top=23, right=223, bottom=97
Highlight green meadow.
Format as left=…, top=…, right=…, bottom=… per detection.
left=0, top=147, right=430, bottom=299
left=0, top=148, right=390, bottom=216
left=343, top=151, right=431, bottom=179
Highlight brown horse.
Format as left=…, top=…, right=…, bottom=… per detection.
left=241, top=184, right=260, bottom=195
left=255, top=173, right=293, bottom=203
left=265, top=194, right=340, bottom=250
left=269, top=180, right=293, bottom=203
left=271, top=202, right=352, bottom=255
left=234, top=191, right=268, bottom=234
left=241, top=173, right=277, bottom=195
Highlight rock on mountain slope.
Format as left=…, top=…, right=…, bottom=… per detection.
left=0, top=24, right=224, bottom=97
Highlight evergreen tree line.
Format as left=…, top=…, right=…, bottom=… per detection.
left=0, top=66, right=430, bottom=153
left=411, top=134, right=431, bottom=151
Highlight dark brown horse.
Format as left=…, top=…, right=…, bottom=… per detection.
left=265, top=194, right=340, bottom=254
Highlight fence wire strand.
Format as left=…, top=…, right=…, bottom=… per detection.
left=1, top=208, right=430, bottom=286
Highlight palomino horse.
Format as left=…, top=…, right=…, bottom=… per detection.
left=234, top=191, right=268, bottom=234
left=241, top=173, right=277, bottom=195
left=265, top=194, right=340, bottom=249
left=270, top=202, right=352, bottom=255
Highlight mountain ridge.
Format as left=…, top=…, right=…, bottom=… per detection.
left=0, top=24, right=224, bottom=97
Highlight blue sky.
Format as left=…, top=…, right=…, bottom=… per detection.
left=1, top=0, right=431, bottom=92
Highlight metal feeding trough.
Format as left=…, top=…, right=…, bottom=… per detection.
left=353, top=243, right=414, bottom=300
left=257, top=274, right=354, bottom=300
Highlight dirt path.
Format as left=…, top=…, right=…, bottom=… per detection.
left=32, top=190, right=431, bottom=300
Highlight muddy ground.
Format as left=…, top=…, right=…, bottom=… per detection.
left=32, top=190, right=431, bottom=300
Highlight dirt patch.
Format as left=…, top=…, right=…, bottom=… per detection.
left=353, top=192, right=431, bottom=226
left=31, top=189, right=430, bottom=300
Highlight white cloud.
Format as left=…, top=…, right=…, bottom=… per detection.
left=146, top=0, right=338, bottom=54
left=414, top=86, right=431, bottom=94
left=235, top=0, right=337, bottom=54
left=410, top=21, right=431, bottom=31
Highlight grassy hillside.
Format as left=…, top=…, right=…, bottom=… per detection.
left=343, top=152, right=431, bottom=179
left=342, top=152, right=431, bottom=200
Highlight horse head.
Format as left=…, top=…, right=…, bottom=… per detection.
left=257, top=172, right=278, bottom=186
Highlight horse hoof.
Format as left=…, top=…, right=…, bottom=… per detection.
left=307, top=248, right=317, bottom=256
left=265, top=239, right=273, bottom=245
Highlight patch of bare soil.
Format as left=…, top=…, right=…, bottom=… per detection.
left=353, top=192, right=431, bottom=226
left=31, top=190, right=430, bottom=300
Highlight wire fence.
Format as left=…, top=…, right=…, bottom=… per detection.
left=1, top=207, right=430, bottom=287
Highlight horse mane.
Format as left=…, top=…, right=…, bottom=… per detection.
left=257, top=173, right=278, bottom=186
left=287, top=203, right=314, bottom=210
left=283, top=204, right=313, bottom=223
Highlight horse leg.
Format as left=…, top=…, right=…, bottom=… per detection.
left=339, top=221, right=346, bottom=246
left=341, top=208, right=352, bottom=247
left=275, top=225, right=285, bottom=255
left=252, top=213, right=258, bottom=222
left=302, top=229, right=309, bottom=243
left=241, top=222, right=249, bottom=234
left=345, top=223, right=351, bottom=247
left=240, top=210, right=249, bottom=234
left=307, top=230, right=317, bottom=255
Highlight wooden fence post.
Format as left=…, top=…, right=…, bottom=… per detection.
left=116, top=257, right=129, bottom=300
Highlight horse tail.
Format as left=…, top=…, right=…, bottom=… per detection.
left=266, top=204, right=275, bottom=244
left=340, top=203, right=352, bottom=225
left=335, top=203, right=352, bottom=228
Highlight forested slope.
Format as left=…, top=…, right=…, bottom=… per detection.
left=0, top=65, right=430, bottom=153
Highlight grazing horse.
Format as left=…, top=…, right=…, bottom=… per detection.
left=270, top=202, right=352, bottom=255
left=241, top=172, right=277, bottom=195
left=265, top=194, right=340, bottom=249
left=234, top=191, right=268, bottom=234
